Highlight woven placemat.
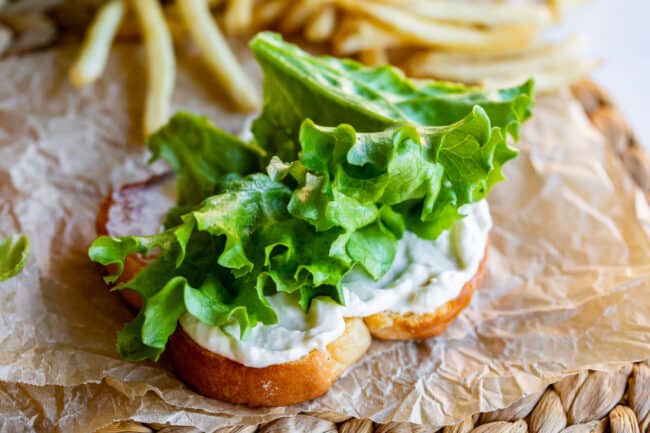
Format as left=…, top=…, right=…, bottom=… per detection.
left=90, top=81, right=650, bottom=433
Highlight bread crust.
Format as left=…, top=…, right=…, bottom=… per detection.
left=168, top=318, right=371, bottom=407
left=364, top=241, right=489, bottom=340
left=111, top=256, right=146, bottom=310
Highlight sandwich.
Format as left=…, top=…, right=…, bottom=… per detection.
left=89, top=32, right=534, bottom=407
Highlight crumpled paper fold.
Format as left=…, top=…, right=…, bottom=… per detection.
left=1, top=43, right=650, bottom=433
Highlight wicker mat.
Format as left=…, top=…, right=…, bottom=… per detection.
left=89, top=82, right=650, bottom=433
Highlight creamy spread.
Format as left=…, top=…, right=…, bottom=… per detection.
left=180, top=201, right=492, bottom=367
left=179, top=293, right=346, bottom=368
left=342, top=199, right=492, bottom=316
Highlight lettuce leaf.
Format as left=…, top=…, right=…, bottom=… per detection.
left=89, top=32, right=534, bottom=361
left=147, top=112, right=265, bottom=208
left=0, top=234, right=29, bottom=282
left=90, top=174, right=289, bottom=360
left=93, top=105, right=517, bottom=360
left=250, top=32, right=533, bottom=161
left=258, top=219, right=347, bottom=310
left=283, top=104, right=517, bottom=240
left=90, top=171, right=361, bottom=359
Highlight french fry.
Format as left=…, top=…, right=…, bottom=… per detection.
left=484, top=60, right=599, bottom=93
left=177, top=0, right=260, bottom=112
left=0, top=25, right=11, bottom=56
left=132, top=0, right=176, bottom=136
left=336, top=0, right=539, bottom=54
left=280, top=0, right=332, bottom=33
left=405, top=31, right=596, bottom=94
left=69, top=0, right=126, bottom=88
left=402, top=0, right=555, bottom=27
left=358, top=47, right=389, bottom=66
left=548, top=0, right=587, bottom=19
left=252, top=0, right=290, bottom=28
left=118, top=4, right=185, bottom=42
left=304, top=6, right=336, bottom=42
left=363, top=0, right=554, bottom=27
left=223, top=0, right=253, bottom=35
left=162, top=4, right=191, bottom=41
left=333, top=18, right=404, bottom=55
left=404, top=35, right=588, bottom=82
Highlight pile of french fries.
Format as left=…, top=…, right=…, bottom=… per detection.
left=70, top=0, right=260, bottom=136
left=70, top=0, right=595, bottom=137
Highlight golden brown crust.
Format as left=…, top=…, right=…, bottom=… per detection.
left=112, top=256, right=146, bottom=310
left=168, top=318, right=371, bottom=407
left=364, top=241, right=489, bottom=340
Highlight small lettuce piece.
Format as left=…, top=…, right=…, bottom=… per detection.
left=346, top=221, right=397, bottom=280
left=258, top=219, right=348, bottom=310
left=191, top=173, right=292, bottom=275
left=250, top=32, right=533, bottom=160
left=0, top=234, right=29, bottom=282
left=147, top=112, right=265, bottom=208
left=89, top=221, right=193, bottom=293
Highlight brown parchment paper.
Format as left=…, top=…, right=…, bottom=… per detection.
left=2, top=42, right=650, bottom=433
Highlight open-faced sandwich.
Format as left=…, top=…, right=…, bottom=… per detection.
left=89, top=32, right=534, bottom=407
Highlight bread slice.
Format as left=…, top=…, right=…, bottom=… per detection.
left=363, top=242, right=489, bottom=340
left=169, top=318, right=370, bottom=407
left=96, top=175, right=372, bottom=406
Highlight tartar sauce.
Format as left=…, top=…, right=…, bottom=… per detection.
left=179, top=293, right=346, bottom=368
left=342, top=199, right=492, bottom=316
left=180, top=201, right=492, bottom=367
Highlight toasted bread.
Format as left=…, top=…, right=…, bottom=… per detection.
left=363, top=242, right=489, bottom=340
left=96, top=175, right=372, bottom=406
left=169, top=318, right=370, bottom=407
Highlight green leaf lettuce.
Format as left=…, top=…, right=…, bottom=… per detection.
left=89, top=32, right=534, bottom=361
left=250, top=31, right=533, bottom=161
left=0, top=234, right=30, bottom=282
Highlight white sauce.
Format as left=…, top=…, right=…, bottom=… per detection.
left=342, top=199, right=492, bottom=316
left=180, top=201, right=492, bottom=367
left=179, top=293, right=346, bottom=368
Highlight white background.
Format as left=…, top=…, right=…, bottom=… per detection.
left=561, top=1, right=650, bottom=148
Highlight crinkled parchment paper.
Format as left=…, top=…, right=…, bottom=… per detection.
left=1, top=43, right=650, bottom=433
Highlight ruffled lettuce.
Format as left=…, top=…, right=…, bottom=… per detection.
left=88, top=32, right=534, bottom=361
left=147, top=112, right=265, bottom=208
left=284, top=104, right=517, bottom=241
left=250, top=32, right=533, bottom=161
left=0, top=234, right=30, bottom=282
left=91, top=174, right=290, bottom=360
